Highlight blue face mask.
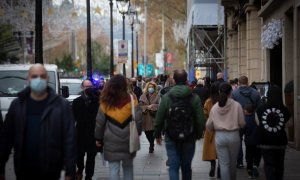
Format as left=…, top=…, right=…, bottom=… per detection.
left=148, top=87, right=155, bottom=94
left=30, top=78, right=47, bottom=94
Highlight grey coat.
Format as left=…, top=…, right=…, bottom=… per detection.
left=94, top=98, right=142, bottom=161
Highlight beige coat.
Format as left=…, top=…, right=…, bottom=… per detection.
left=139, top=93, right=160, bottom=131
left=202, top=98, right=217, bottom=161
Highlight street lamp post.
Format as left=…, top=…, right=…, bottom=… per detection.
left=116, top=0, right=130, bottom=77
left=86, top=0, right=92, bottom=79
left=35, top=0, right=43, bottom=64
left=109, top=0, right=114, bottom=78
left=129, top=5, right=136, bottom=78
left=134, top=11, right=140, bottom=77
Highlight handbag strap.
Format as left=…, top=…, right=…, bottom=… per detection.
left=130, top=94, right=135, bottom=121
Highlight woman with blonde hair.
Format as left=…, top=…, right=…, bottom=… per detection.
left=95, top=74, right=142, bottom=180
left=139, top=81, right=160, bottom=153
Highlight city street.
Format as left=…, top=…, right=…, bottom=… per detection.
left=4, top=134, right=300, bottom=180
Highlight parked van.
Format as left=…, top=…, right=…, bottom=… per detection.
left=0, top=64, right=68, bottom=120
left=60, top=78, right=82, bottom=105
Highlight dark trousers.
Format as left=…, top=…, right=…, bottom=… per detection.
left=77, top=148, right=97, bottom=179
left=245, top=145, right=261, bottom=170
left=17, top=172, right=60, bottom=180
left=237, top=130, right=244, bottom=165
left=145, top=130, right=154, bottom=149
left=261, top=149, right=285, bottom=180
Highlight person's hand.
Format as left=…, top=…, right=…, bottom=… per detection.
left=96, top=140, right=102, bottom=147
left=147, top=104, right=153, bottom=109
left=156, top=137, right=162, bottom=145
left=0, top=175, right=5, bottom=180
left=65, top=176, right=72, bottom=180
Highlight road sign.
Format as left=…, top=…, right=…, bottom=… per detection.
left=118, top=40, right=128, bottom=63
left=137, top=64, right=154, bottom=77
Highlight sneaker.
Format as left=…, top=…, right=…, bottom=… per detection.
left=252, top=166, right=259, bottom=177
left=247, top=169, right=254, bottom=179
left=237, top=163, right=244, bottom=169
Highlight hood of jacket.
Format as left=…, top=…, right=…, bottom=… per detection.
left=238, top=86, right=254, bottom=96
left=215, top=98, right=235, bottom=115
left=100, top=96, right=137, bottom=124
left=169, top=85, right=192, bottom=98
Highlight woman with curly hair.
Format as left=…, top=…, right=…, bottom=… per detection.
left=139, top=81, right=160, bottom=153
left=95, top=74, right=142, bottom=180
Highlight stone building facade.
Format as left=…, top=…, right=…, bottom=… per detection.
left=221, top=0, right=300, bottom=149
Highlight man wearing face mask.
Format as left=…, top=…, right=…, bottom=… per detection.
left=131, top=78, right=143, bottom=102
left=0, top=64, right=76, bottom=180
left=72, top=80, right=99, bottom=180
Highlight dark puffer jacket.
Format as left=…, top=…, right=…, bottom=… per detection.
left=0, top=87, right=76, bottom=177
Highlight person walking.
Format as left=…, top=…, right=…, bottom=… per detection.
left=193, top=79, right=209, bottom=106
left=206, top=82, right=246, bottom=180
left=72, top=80, right=100, bottom=180
left=256, top=85, right=291, bottom=180
left=139, top=82, right=160, bottom=153
left=212, top=72, right=225, bottom=90
left=94, top=74, right=142, bottom=180
left=131, top=78, right=143, bottom=102
left=243, top=104, right=261, bottom=178
left=154, top=69, right=205, bottom=180
left=0, top=64, right=76, bottom=180
left=202, top=84, right=219, bottom=178
left=231, top=75, right=261, bottom=168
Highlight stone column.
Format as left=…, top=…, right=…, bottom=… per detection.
left=245, top=4, right=263, bottom=83
left=225, top=7, right=238, bottom=80
left=238, top=19, right=247, bottom=77
left=228, top=30, right=238, bottom=79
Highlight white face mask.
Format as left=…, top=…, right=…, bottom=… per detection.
left=148, top=87, right=154, bottom=94
left=30, top=78, right=47, bottom=94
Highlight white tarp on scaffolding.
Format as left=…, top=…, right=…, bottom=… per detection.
left=186, top=0, right=224, bottom=40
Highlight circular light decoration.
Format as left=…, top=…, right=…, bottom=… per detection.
left=261, top=108, right=285, bottom=133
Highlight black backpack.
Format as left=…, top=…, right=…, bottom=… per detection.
left=166, top=94, right=195, bottom=141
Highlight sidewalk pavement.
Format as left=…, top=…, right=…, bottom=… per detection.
left=4, top=134, right=300, bottom=180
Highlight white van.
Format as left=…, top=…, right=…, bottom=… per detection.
left=60, top=78, right=82, bottom=105
left=0, top=64, right=67, bottom=120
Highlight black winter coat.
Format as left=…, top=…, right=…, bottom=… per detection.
left=193, top=85, right=209, bottom=106
left=256, top=104, right=291, bottom=147
left=0, top=87, right=76, bottom=177
left=72, top=93, right=99, bottom=151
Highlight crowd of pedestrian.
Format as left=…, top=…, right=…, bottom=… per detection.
left=0, top=63, right=291, bottom=180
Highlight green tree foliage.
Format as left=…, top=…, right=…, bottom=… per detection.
left=55, top=54, right=75, bottom=72
left=90, top=41, right=110, bottom=76
left=0, top=25, right=20, bottom=64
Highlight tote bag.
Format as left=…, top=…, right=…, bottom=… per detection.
left=129, top=95, right=141, bottom=153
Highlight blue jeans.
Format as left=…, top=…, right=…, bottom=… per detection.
left=109, top=159, right=133, bottom=180
left=165, top=140, right=196, bottom=180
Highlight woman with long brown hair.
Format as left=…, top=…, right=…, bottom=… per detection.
left=95, top=74, right=142, bottom=180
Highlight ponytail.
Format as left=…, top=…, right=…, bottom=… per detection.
left=218, top=82, right=232, bottom=107
left=218, top=92, right=228, bottom=107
